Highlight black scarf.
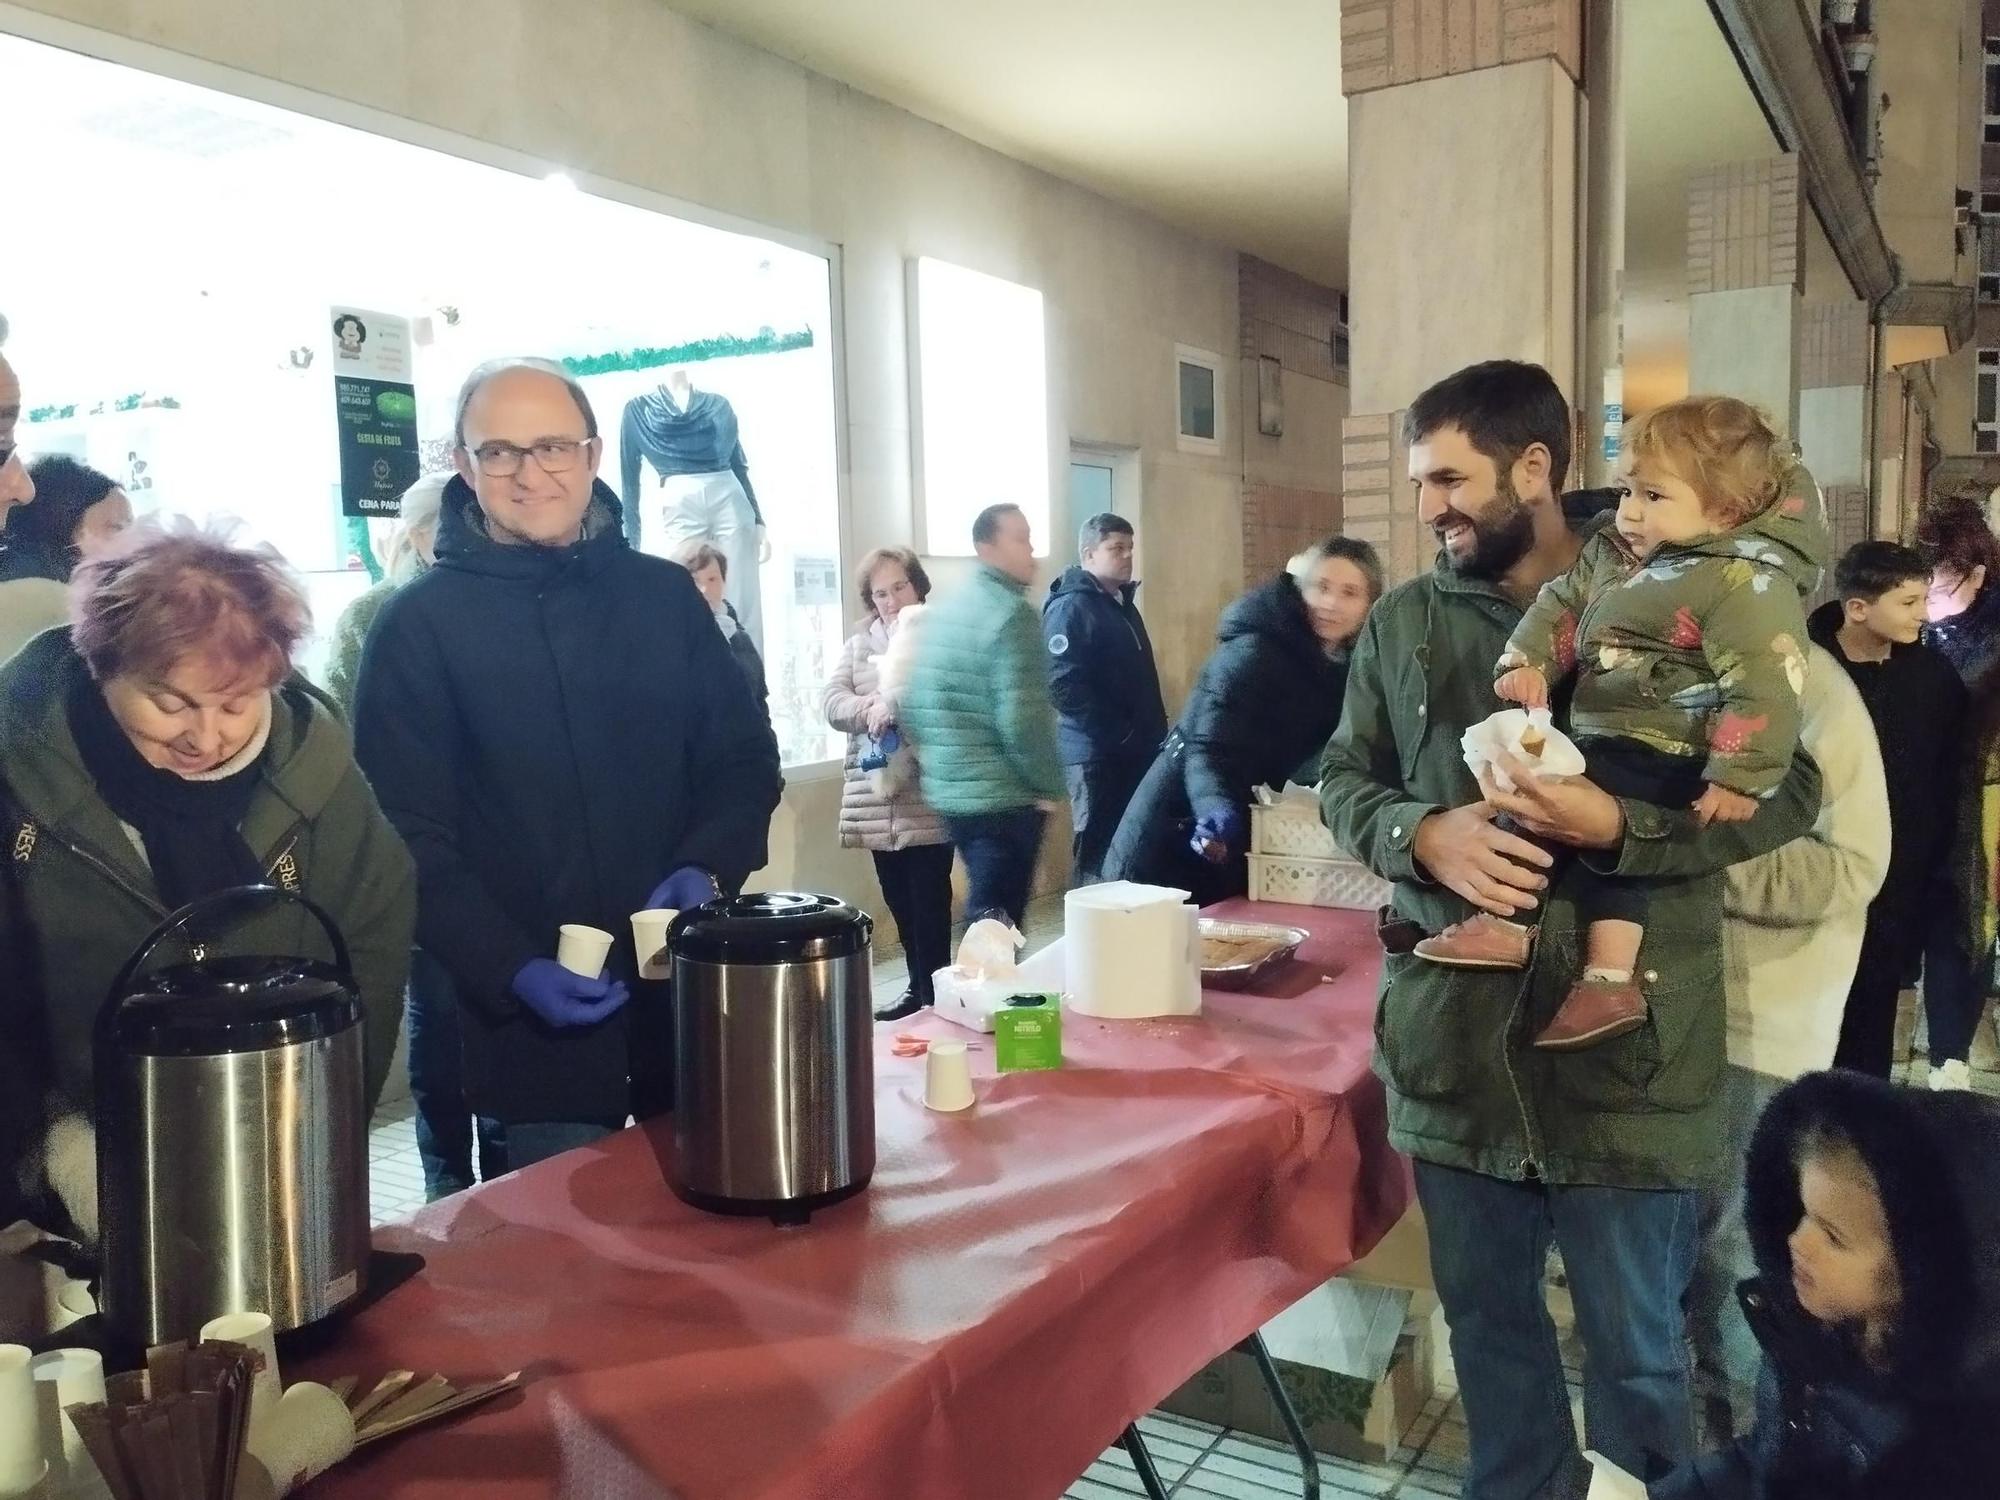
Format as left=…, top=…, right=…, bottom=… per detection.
left=66, top=676, right=267, bottom=911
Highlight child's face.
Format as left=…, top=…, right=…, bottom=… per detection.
left=1789, top=1153, right=1900, bottom=1332
left=1844, top=578, right=1927, bottom=646
left=1613, top=461, right=1723, bottom=559
left=1928, top=565, right=1984, bottom=622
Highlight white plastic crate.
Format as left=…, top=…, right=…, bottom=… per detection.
left=1251, top=797, right=1343, bottom=860
left=1248, top=852, right=1394, bottom=911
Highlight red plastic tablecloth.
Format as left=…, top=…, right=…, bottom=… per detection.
left=304, top=902, right=1408, bottom=1500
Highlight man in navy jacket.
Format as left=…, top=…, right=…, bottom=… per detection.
left=1041, top=513, right=1167, bottom=885
left=355, top=358, right=782, bottom=1172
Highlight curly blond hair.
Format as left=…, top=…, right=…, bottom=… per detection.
left=1620, top=396, right=1797, bottom=529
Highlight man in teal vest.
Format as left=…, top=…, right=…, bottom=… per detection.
left=899, top=503, right=1064, bottom=931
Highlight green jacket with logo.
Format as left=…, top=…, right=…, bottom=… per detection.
left=0, top=629, right=415, bottom=1117
left=900, top=564, right=1066, bottom=817
left=1319, top=519, right=1823, bottom=1190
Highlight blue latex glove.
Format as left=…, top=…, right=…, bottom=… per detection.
left=512, top=958, right=630, bottom=1028
left=646, top=866, right=722, bottom=913
left=1189, top=803, right=1249, bottom=864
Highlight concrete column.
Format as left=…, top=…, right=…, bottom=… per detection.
left=1580, top=0, right=1625, bottom=488
left=1685, top=156, right=1805, bottom=437
left=1799, top=300, right=1874, bottom=567
left=1338, top=0, right=1584, bottom=583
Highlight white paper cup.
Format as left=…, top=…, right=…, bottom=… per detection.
left=924, top=1040, right=975, bottom=1113
left=246, top=1381, right=356, bottom=1494
left=51, top=1281, right=95, bottom=1332
left=30, top=1349, right=103, bottom=1490
left=201, top=1310, right=281, bottom=1438
left=557, top=924, right=615, bottom=978
left=0, top=1345, right=43, bottom=1497
left=630, top=909, right=678, bottom=981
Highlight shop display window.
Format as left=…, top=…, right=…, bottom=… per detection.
left=6, top=32, right=846, bottom=766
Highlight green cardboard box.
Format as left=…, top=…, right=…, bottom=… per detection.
left=994, top=994, right=1062, bottom=1071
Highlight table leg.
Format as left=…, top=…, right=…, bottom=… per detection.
left=1118, top=1424, right=1172, bottom=1500
left=1237, top=1332, right=1321, bottom=1500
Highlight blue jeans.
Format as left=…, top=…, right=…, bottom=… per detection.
left=944, top=808, right=1047, bottom=932
left=504, top=1119, right=623, bottom=1173
left=1687, top=1065, right=1785, bottom=1446
left=1414, top=1159, right=1700, bottom=1499
left=406, top=949, right=507, bottom=1200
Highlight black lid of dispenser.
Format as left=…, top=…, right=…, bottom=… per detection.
left=106, top=957, right=363, bottom=1057
left=670, top=892, right=872, bottom=965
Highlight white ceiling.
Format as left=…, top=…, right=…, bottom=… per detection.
left=660, top=0, right=1352, bottom=284
left=669, top=0, right=1818, bottom=402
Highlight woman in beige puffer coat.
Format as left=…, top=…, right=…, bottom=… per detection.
left=823, top=546, right=954, bottom=1021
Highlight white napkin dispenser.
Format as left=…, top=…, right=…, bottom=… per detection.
left=1063, top=882, right=1202, bottom=1020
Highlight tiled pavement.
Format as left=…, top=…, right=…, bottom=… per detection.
left=366, top=934, right=1996, bottom=1499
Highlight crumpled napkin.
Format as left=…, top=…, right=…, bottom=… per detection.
left=955, top=918, right=1025, bottom=978
left=1460, top=707, right=1587, bottom=793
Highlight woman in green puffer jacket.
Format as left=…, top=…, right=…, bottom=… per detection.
left=0, top=523, right=414, bottom=1242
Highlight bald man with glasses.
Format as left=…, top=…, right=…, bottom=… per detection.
left=353, top=358, right=782, bottom=1173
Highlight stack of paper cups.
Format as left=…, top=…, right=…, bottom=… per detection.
left=200, top=1311, right=282, bottom=1440
left=924, top=1040, right=975, bottom=1112
left=557, top=924, right=615, bottom=978
left=0, top=1345, right=44, bottom=1500
left=630, top=909, right=678, bottom=981
left=30, top=1349, right=105, bottom=1497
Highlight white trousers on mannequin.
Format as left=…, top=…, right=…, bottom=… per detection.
left=647, top=470, right=762, bottom=652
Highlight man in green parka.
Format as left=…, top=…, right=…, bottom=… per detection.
left=1319, top=362, right=1822, bottom=1498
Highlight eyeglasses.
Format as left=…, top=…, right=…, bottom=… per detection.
left=467, top=437, right=592, bottom=478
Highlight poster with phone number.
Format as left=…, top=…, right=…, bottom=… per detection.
left=330, top=305, right=418, bottom=518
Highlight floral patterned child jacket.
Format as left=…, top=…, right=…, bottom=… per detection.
left=1497, top=468, right=1829, bottom=799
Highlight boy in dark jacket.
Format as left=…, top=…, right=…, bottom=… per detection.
left=1652, top=1070, right=2000, bottom=1498
left=1041, top=513, right=1166, bottom=885
left=1808, top=541, right=1966, bottom=1078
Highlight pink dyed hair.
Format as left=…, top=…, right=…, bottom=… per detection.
left=70, top=521, right=311, bottom=689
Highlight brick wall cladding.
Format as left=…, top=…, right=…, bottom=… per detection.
left=1341, top=411, right=1429, bottom=589
left=1686, top=156, right=1804, bottom=295
left=1801, top=302, right=1870, bottom=389
left=1240, top=254, right=1349, bottom=586
left=1340, top=0, right=1583, bottom=97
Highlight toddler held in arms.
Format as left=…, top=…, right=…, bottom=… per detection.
left=1415, top=395, right=1826, bottom=1051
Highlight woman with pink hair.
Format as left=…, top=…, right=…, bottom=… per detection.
left=0, top=523, right=414, bottom=1242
